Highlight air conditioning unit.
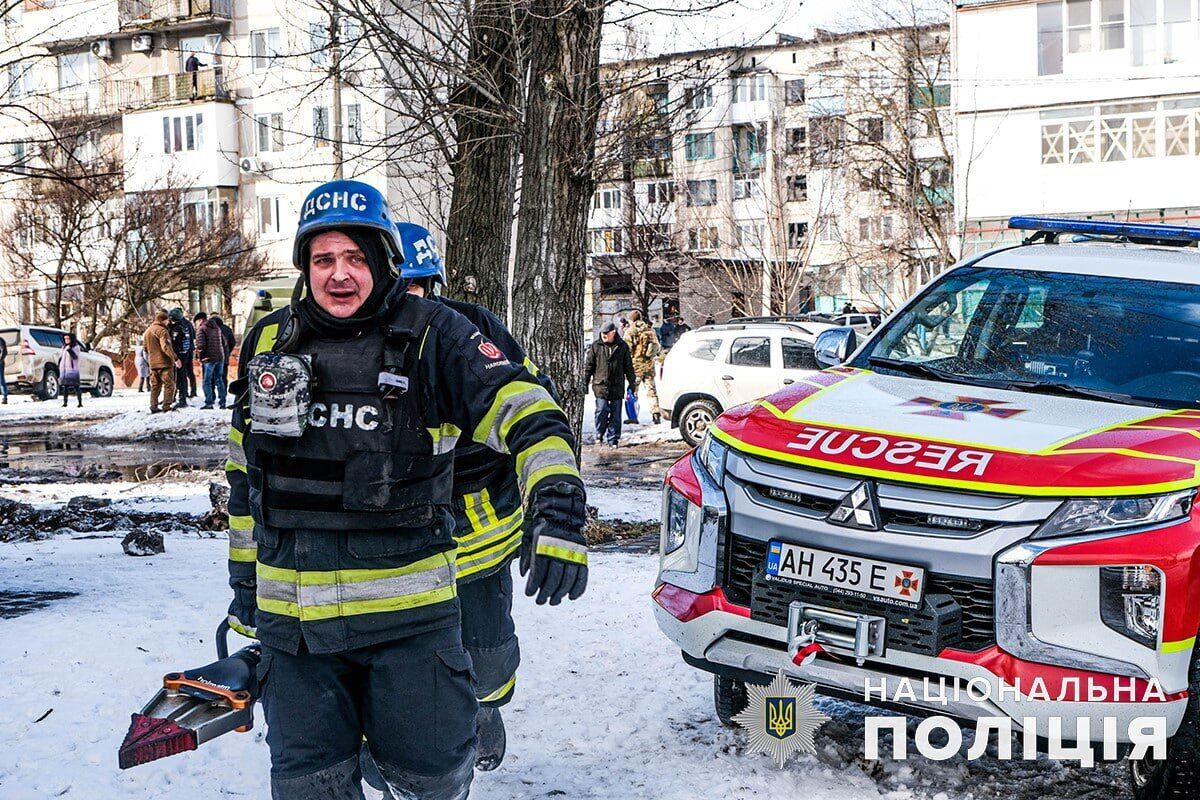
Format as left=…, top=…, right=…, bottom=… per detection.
left=239, top=156, right=272, bottom=175
left=90, top=39, right=113, bottom=59
left=131, top=34, right=153, bottom=53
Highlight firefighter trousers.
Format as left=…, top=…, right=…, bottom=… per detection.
left=259, top=625, right=477, bottom=800
left=459, top=566, right=520, bottom=706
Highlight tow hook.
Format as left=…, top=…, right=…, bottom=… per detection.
left=787, top=601, right=887, bottom=666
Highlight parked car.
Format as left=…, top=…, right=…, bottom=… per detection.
left=0, top=325, right=115, bottom=400
left=654, top=216, right=1200, bottom=800
left=831, top=312, right=881, bottom=335
left=660, top=319, right=838, bottom=447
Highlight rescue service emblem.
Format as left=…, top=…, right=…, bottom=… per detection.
left=258, top=371, right=278, bottom=391
left=902, top=395, right=1025, bottom=421
left=732, top=669, right=829, bottom=768
left=478, top=341, right=503, bottom=360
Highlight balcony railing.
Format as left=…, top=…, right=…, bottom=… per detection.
left=25, top=83, right=118, bottom=121
left=632, top=158, right=672, bottom=178
left=119, top=0, right=233, bottom=28
left=113, top=67, right=228, bottom=110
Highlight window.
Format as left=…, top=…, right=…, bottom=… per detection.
left=728, top=337, right=770, bottom=367
left=30, top=329, right=66, bottom=348
left=685, top=84, right=713, bottom=110
left=1100, top=114, right=1129, bottom=161
left=588, top=227, right=623, bottom=254
left=1041, top=122, right=1066, bottom=163
left=6, top=63, right=28, bottom=99
left=592, top=188, right=621, bottom=209
left=689, top=339, right=722, bottom=361
left=1067, top=0, right=1091, bottom=54
left=1068, top=118, right=1096, bottom=162
left=11, top=140, right=28, bottom=173
left=182, top=188, right=220, bottom=228
left=785, top=79, right=805, bottom=105
left=1038, top=1, right=1064, bottom=75
left=258, top=196, right=283, bottom=236
left=1099, top=0, right=1125, bottom=50
left=687, top=226, right=719, bottom=250
left=732, top=74, right=767, bottom=103
left=786, top=127, right=806, bottom=154
left=858, top=216, right=893, bottom=242
left=313, top=106, right=330, bottom=146
left=251, top=28, right=282, bottom=71
left=57, top=51, right=95, bottom=92
left=859, top=165, right=885, bottom=191
left=910, top=84, right=951, bottom=108
left=782, top=338, right=818, bottom=370
left=256, top=113, right=284, bottom=152
left=817, top=216, right=839, bottom=243
left=631, top=224, right=671, bottom=250
left=1163, top=108, right=1200, bottom=156
left=685, top=179, right=717, bottom=206
left=1164, top=0, right=1194, bottom=63
left=310, top=22, right=329, bottom=67
left=733, top=177, right=761, bottom=200
left=1130, top=0, right=1158, bottom=66
left=859, top=117, right=884, bottom=144
left=735, top=222, right=764, bottom=248
left=786, top=174, right=807, bottom=202
left=786, top=222, right=808, bottom=249
left=180, top=34, right=221, bottom=71
left=646, top=181, right=674, bottom=204
left=346, top=104, right=362, bottom=144
left=684, top=132, right=715, bottom=160
left=162, top=113, right=205, bottom=153
left=809, top=115, right=844, bottom=165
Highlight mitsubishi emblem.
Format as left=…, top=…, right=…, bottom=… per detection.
left=828, top=482, right=881, bottom=530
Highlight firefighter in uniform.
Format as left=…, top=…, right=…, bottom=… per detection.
left=224, top=181, right=588, bottom=800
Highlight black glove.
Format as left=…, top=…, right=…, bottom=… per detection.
left=227, top=580, right=258, bottom=639
left=520, top=482, right=588, bottom=605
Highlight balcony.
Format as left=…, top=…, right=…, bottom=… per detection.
left=119, top=0, right=233, bottom=31
left=25, top=83, right=119, bottom=122
left=113, top=67, right=229, bottom=110
left=632, top=158, right=672, bottom=178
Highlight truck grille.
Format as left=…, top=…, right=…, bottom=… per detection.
left=724, top=535, right=995, bottom=654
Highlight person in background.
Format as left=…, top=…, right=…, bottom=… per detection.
left=0, top=334, right=8, bottom=404
left=58, top=332, right=84, bottom=408
left=674, top=315, right=691, bottom=339
left=217, top=315, right=236, bottom=402
left=703, top=315, right=715, bottom=326
left=135, top=344, right=150, bottom=392
left=624, top=309, right=663, bottom=425
left=168, top=308, right=195, bottom=407
left=196, top=312, right=229, bottom=409
left=584, top=321, right=637, bottom=447
left=144, top=311, right=180, bottom=413
left=659, top=316, right=678, bottom=351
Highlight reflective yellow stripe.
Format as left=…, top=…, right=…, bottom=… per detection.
left=514, top=436, right=579, bottom=494
left=257, top=552, right=450, bottom=586
left=457, top=531, right=523, bottom=580
left=500, top=399, right=559, bottom=442
left=535, top=543, right=588, bottom=565
left=227, top=614, right=257, bottom=639
left=229, top=547, right=258, bottom=562
left=225, top=459, right=247, bottom=473
left=427, top=423, right=462, bottom=455
left=1162, top=636, right=1196, bottom=654
left=257, top=585, right=457, bottom=621
left=479, top=489, right=498, bottom=526
left=256, top=323, right=279, bottom=355
left=455, top=508, right=522, bottom=551
left=708, top=425, right=1200, bottom=497
left=462, top=492, right=485, bottom=532
left=473, top=381, right=557, bottom=450
left=229, top=514, right=253, bottom=530
left=229, top=426, right=244, bottom=445
left=481, top=675, right=516, bottom=703
left=522, top=357, right=540, bottom=377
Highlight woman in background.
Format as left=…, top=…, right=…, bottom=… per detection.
left=59, top=333, right=84, bottom=408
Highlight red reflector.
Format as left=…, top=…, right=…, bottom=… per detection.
left=118, top=713, right=198, bottom=769
left=652, top=583, right=750, bottom=622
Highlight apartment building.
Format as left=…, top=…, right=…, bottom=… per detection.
left=0, top=0, right=436, bottom=335
left=955, top=0, right=1200, bottom=253
left=586, top=25, right=954, bottom=330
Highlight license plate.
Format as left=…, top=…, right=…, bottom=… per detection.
left=765, top=541, right=926, bottom=606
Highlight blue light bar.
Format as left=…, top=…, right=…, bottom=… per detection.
left=1008, top=215, right=1200, bottom=242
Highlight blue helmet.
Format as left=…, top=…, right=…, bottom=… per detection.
left=292, top=180, right=404, bottom=276
left=395, top=221, right=447, bottom=285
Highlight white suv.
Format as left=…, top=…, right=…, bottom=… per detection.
left=1, top=325, right=116, bottom=400
left=660, top=319, right=838, bottom=447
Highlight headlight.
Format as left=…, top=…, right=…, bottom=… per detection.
left=1033, top=490, right=1194, bottom=539
left=698, top=435, right=728, bottom=484
left=663, top=488, right=689, bottom=554
left=1099, top=566, right=1162, bottom=648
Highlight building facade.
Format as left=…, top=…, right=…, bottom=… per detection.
left=955, top=0, right=1200, bottom=253
left=0, top=0, right=437, bottom=338
left=586, top=25, right=955, bottom=333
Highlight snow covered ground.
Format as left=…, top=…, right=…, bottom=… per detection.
left=0, top=479, right=1125, bottom=800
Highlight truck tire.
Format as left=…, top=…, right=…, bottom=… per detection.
left=36, top=366, right=59, bottom=401
left=714, top=675, right=748, bottom=727
left=680, top=398, right=720, bottom=448
left=1129, top=644, right=1199, bottom=800
left=92, top=368, right=114, bottom=398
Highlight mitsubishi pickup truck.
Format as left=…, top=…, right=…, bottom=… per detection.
left=653, top=217, right=1200, bottom=799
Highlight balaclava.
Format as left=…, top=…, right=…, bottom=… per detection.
left=296, top=228, right=405, bottom=336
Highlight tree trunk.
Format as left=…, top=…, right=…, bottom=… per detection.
left=444, top=0, right=525, bottom=319
left=511, top=0, right=604, bottom=447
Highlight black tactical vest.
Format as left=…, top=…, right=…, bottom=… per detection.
left=243, top=300, right=453, bottom=535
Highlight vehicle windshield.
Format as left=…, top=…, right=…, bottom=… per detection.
left=851, top=265, right=1200, bottom=409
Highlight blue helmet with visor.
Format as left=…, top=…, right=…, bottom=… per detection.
left=395, top=221, right=447, bottom=286
left=292, top=180, right=405, bottom=279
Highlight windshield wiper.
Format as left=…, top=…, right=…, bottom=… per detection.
left=1002, top=379, right=1155, bottom=407
left=867, top=356, right=964, bottom=383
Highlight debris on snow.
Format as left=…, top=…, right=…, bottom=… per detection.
left=197, top=482, right=230, bottom=532
left=122, top=530, right=165, bottom=557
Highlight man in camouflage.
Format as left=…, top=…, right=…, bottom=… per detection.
left=623, top=309, right=662, bottom=424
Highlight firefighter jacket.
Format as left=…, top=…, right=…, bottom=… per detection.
left=224, top=293, right=585, bottom=655
left=437, top=297, right=558, bottom=583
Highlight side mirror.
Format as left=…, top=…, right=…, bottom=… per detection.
left=814, top=327, right=857, bottom=368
